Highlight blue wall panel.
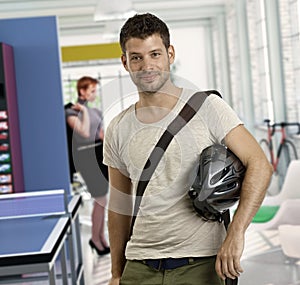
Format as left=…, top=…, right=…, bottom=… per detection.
left=0, top=16, right=70, bottom=193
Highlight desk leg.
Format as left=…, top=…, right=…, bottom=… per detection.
left=49, top=266, right=57, bottom=285
left=67, top=228, right=77, bottom=284
left=69, top=215, right=85, bottom=285
left=61, top=242, right=69, bottom=285
left=74, top=216, right=84, bottom=281
left=75, top=216, right=83, bottom=262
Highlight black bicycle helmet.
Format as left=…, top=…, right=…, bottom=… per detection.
left=189, top=144, right=246, bottom=221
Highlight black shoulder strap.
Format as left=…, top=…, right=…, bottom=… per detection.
left=64, top=102, right=74, bottom=109
left=130, top=91, right=209, bottom=235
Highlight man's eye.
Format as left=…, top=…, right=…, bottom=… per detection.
left=131, top=56, right=141, bottom=61
left=152, top=52, right=161, bottom=57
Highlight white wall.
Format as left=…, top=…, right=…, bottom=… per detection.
left=170, top=25, right=208, bottom=90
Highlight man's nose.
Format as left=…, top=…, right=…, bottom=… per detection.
left=141, top=57, right=154, bottom=70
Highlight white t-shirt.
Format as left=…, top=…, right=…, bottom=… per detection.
left=103, top=89, right=243, bottom=259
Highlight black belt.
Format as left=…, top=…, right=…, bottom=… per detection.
left=141, top=257, right=237, bottom=284
left=142, top=257, right=205, bottom=270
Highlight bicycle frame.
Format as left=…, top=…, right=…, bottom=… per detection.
left=263, top=119, right=300, bottom=172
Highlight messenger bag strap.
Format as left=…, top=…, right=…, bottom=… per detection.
left=130, top=91, right=209, bottom=236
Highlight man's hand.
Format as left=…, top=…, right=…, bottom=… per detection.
left=108, top=277, right=120, bottom=285
left=215, top=229, right=244, bottom=280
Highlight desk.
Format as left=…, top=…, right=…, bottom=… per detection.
left=0, top=215, right=70, bottom=284
left=0, top=190, right=84, bottom=285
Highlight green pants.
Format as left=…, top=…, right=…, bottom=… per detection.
left=120, top=256, right=225, bottom=285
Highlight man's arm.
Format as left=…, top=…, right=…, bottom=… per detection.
left=108, top=166, right=133, bottom=285
left=215, top=125, right=273, bottom=280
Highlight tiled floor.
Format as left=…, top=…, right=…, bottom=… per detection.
left=79, top=193, right=112, bottom=285
left=240, top=230, right=300, bottom=285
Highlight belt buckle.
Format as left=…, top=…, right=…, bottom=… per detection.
left=143, top=259, right=163, bottom=271
left=158, top=259, right=163, bottom=271
left=144, top=257, right=192, bottom=271
left=165, top=258, right=189, bottom=269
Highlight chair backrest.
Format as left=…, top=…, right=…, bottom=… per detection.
left=278, top=224, right=300, bottom=258
left=249, top=198, right=300, bottom=231
left=279, top=160, right=300, bottom=200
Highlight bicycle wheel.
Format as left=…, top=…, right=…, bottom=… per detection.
left=276, top=140, right=298, bottom=188
left=259, top=139, right=273, bottom=166
left=284, top=139, right=298, bottom=160
left=259, top=139, right=278, bottom=194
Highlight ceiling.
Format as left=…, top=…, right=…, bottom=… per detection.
left=0, top=0, right=226, bottom=45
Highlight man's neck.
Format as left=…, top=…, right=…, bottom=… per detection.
left=135, top=86, right=182, bottom=124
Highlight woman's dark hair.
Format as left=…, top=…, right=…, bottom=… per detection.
left=119, top=13, right=170, bottom=54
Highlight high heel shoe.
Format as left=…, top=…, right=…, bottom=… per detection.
left=89, top=239, right=110, bottom=256
left=102, top=244, right=110, bottom=253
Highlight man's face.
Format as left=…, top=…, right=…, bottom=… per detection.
left=121, top=34, right=175, bottom=94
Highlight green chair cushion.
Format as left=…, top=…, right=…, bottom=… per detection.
left=252, top=205, right=280, bottom=223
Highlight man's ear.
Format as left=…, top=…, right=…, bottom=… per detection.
left=168, top=45, right=175, bottom=64
left=121, top=54, right=129, bottom=71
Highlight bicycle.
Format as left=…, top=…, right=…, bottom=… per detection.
left=260, top=119, right=300, bottom=190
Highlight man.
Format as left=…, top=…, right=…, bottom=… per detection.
left=103, top=13, right=272, bottom=285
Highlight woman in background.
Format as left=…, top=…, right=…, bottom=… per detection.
left=65, top=76, right=110, bottom=256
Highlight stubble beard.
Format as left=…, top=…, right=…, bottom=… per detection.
left=131, top=70, right=170, bottom=95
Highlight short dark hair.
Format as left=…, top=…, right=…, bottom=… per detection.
left=119, top=13, right=170, bottom=54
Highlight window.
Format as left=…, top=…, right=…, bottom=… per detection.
left=248, top=0, right=273, bottom=124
